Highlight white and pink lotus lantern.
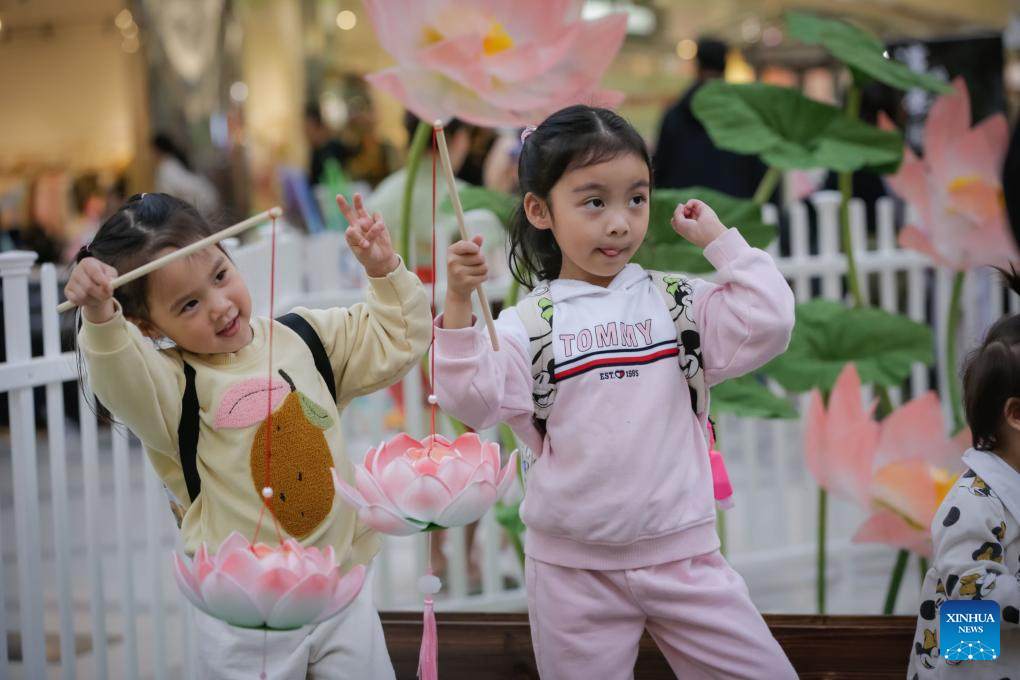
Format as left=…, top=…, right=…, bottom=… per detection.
left=332, top=432, right=518, bottom=535
left=173, top=531, right=366, bottom=630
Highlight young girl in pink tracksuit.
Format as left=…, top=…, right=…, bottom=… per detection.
left=435, top=105, right=798, bottom=679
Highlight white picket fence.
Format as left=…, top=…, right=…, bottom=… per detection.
left=0, top=191, right=1012, bottom=678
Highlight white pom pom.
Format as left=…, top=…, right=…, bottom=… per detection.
left=262, top=486, right=274, bottom=499
left=427, top=394, right=438, bottom=405
left=417, top=574, right=442, bottom=595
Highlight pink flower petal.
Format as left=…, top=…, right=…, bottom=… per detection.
left=874, top=392, right=946, bottom=466
left=495, top=451, right=518, bottom=500
left=332, top=468, right=368, bottom=510
left=372, top=433, right=423, bottom=478
left=898, top=225, right=949, bottom=268
left=353, top=465, right=393, bottom=507
left=359, top=503, right=428, bottom=536
left=251, top=567, right=301, bottom=620
left=924, top=77, right=970, bottom=177
left=194, top=544, right=214, bottom=583
left=379, top=457, right=418, bottom=503
left=413, top=456, right=441, bottom=476
left=870, top=461, right=941, bottom=529
left=314, top=564, right=367, bottom=624
left=216, top=548, right=263, bottom=593
left=435, top=480, right=497, bottom=527
left=853, top=510, right=932, bottom=558
left=200, top=570, right=266, bottom=627
left=801, top=364, right=879, bottom=506
left=436, top=456, right=475, bottom=495
left=173, top=552, right=209, bottom=614
left=397, top=475, right=454, bottom=524
left=266, top=573, right=331, bottom=630
left=454, top=434, right=485, bottom=464
left=214, top=532, right=252, bottom=566
left=482, top=441, right=501, bottom=471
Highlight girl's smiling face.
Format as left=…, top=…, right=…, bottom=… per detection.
left=135, top=246, right=254, bottom=354
left=524, top=152, right=650, bottom=287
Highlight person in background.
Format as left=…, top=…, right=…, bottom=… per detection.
left=339, top=96, right=397, bottom=189
left=653, top=37, right=770, bottom=199
left=62, top=173, right=107, bottom=264
left=152, top=133, right=220, bottom=216
left=305, top=104, right=355, bottom=187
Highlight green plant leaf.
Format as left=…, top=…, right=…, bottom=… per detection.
left=786, top=12, right=952, bottom=94
left=298, top=392, right=334, bottom=430
left=691, top=81, right=904, bottom=173
left=763, top=300, right=934, bottom=393
left=440, top=186, right=516, bottom=228
left=711, top=374, right=797, bottom=419
left=634, top=187, right=776, bottom=273
left=493, top=500, right=526, bottom=536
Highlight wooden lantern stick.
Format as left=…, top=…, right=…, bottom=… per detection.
left=433, top=121, right=500, bottom=352
left=57, top=207, right=283, bottom=313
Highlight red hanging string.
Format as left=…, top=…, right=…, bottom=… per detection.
left=417, top=127, right=441, bottom=680
left=429, top=128, right=438, bottom=442
left=253, top=213, right=284, bottom=545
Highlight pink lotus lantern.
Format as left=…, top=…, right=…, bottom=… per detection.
left=332, top=432, right=518, bottom=535
left=886, top=77, right=1017, bottom=271
left=173, top=531, right=366, bottom=630
left=363, top=0, right=627, bottom=127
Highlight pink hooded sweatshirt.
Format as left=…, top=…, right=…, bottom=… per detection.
left=434, top=228, right=794, bottom=570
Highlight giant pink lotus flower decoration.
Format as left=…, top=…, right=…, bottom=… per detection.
left=886, top=76, right=1017, bottom=271
left=803, top=363, right=880, bottom=507
left=173, top=532, right=365, bottom=630
left=332, top=432, right=517, bottom=535
left=362, top=0, right=627, bottom=127
left=802, top=363, right=971, bottom=556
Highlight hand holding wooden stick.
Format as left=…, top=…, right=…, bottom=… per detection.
left=433, top=121, right=500, bottom=352
left=56, top=207, right=282, bottom=314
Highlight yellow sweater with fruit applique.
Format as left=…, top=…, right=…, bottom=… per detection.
left=79, top=261, right=431, bottom=568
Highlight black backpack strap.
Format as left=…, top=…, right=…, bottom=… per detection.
left=178, top=361, right=202, bottom=503
left=277, top=312, right=337, bottom=403
left=176, top=313, right=336, bottom=505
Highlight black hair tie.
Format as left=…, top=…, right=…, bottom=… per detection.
left=75, top=243, right=93, bottom=263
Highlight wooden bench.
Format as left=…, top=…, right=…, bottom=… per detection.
left=381, top=612, right=916, bottom=679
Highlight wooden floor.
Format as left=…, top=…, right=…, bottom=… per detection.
left=381, top=612, right=916, bottom=679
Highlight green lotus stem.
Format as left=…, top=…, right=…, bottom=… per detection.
left=883, top=549, right=910, bottom=614
left=837, top=84, right=865, bottom=309
left=505, top=521, right=525, bottom=570
left=838, top=170, right=866, bottom=309
left=919, top=556, right=929, bottom=582
left=752, top=167, right=782, bottom=207
left=946, top=271, right=967, bottom=433
left=817, top=487, right=827, bottom=614
left=399, top=121, right=433, bottom=265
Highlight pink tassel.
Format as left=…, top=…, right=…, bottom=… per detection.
left=417, top=597, right=438, bottom=680
left=707, top=422, right=734, bottom=509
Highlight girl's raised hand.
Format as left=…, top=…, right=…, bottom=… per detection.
left=337, top=193, right=400, bottom=278
left=446, top=235, right=488, bottom=302
left=64, top=257, right=119, bottom=323
left=671, top=199, right=727, bottom=249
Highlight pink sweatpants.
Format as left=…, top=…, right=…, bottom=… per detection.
left=525, top=550, right=797, bottom=679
